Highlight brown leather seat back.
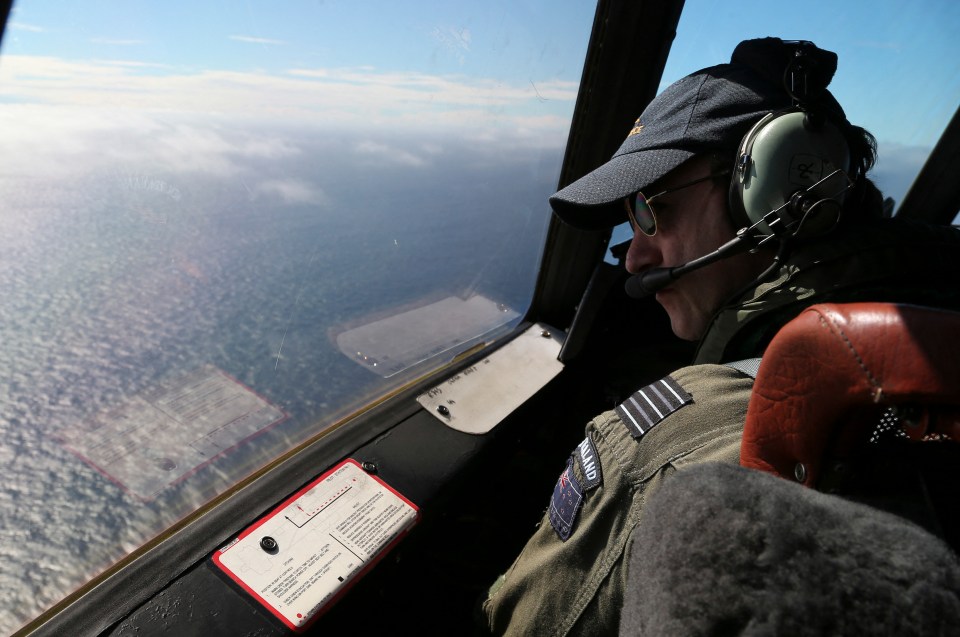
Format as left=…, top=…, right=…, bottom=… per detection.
left=740, top=302, right=960, bottom=487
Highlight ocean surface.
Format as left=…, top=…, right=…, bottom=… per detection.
left=0, top=126, right=562, bottom=633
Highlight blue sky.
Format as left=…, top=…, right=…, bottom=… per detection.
left=0, top=0, right=594, bottom=149
left=3, top=1, right=594, bottom=81
left=666, top=0, right=960, bottom=149
left=5, top=0, right=956, bottom=144
left=1, top=0, right=957, bottom=205
left=666, top=0, right=960, bottom=205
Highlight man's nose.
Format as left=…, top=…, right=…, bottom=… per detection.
left=624, top=231, right=661, bottom=274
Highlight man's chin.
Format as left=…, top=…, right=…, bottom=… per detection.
left=660, top=299, right=704, bottom=342
left=667, top=319, right=700, bottom=342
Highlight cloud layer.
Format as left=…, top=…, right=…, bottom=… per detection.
left=0, top=53, right=578, bottom=196
left=0, top=54, right=577, bottom=138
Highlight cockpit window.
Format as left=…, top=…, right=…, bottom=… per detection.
left=0, top=1, right=595, bottom=631
left=668, top=0, right=960, bottom=215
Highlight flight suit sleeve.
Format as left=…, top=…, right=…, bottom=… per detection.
left=481, top=364, right=754, bottom=637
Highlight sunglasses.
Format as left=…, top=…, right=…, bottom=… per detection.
left=624, top=169, right=731, bottom=236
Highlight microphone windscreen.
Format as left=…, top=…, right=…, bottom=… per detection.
left=624, top=268, right=674, bottom=298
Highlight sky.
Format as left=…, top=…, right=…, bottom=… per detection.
left=666, top=0, right=960, bottom=149
left=0, top=1, right=594, bottom=136
left=0, top=0, right=599, bottom=205
left=0, top=0, right=958, bottom=203
left=4, top=0, right=956, bottom=138
left=3, top=0, right=593, bottom=77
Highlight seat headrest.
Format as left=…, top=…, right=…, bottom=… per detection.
left=741, top=302, right=960, bottom=486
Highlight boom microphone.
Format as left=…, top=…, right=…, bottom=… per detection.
left=624, top=268, right=677, bottom=297
left=624, top=234, right=753, bottom=299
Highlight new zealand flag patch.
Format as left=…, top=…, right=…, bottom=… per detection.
left=616, top=375, right=692, bottom=439
left=549, top=458, right=583, bottom=541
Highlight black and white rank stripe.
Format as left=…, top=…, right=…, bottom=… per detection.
left=616, top=375, right=692, bottom=439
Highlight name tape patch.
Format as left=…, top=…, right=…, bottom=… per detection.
left=616, top=375, right=692, bottom=439
left=548, top=459, right=583, bottom=542
left=575, top=436, right=602, bottom=491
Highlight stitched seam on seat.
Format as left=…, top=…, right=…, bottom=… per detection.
left=819, top=312, right=882, bottom=396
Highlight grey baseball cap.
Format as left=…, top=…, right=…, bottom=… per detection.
left=549, top=38, right=845, bottom=230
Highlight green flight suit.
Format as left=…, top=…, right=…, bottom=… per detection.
left=482, top=364, right=754, bottom=636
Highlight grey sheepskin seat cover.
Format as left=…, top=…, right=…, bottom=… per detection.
left=620, top=462, right=960, bottom=636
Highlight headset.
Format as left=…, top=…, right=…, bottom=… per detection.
left=730, top=40, right=856, bottom=242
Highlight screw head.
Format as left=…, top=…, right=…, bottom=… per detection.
left=437, top=405, right=450, bottom=417
left=794, top=463, right=808, bottom=483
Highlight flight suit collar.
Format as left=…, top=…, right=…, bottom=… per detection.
left=694, top=218, right=960, bottom=364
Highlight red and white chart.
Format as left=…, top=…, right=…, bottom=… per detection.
left=213, top=459, right=418, bottom=631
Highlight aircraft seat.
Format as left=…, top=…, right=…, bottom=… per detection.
left=740, top=302, right=960, bottom=488
left=618, top=303, right=960, bottom=636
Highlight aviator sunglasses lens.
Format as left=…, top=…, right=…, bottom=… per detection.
left=631, top=192, right=657, bottom=236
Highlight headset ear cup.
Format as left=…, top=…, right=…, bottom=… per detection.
left=731, top=111, right=850, bottom=239
left=730, top=112, right=779, bottom=236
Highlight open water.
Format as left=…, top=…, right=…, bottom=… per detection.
left=0, top=126, right=561, bottom=633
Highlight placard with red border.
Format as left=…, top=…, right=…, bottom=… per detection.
left=212, top=458, right=418, bottom=631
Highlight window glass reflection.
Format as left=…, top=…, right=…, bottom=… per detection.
left=0, top=1, right=595, bottom=631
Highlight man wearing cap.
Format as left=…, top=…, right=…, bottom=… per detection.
left=481, top=38, right=960, bottom=636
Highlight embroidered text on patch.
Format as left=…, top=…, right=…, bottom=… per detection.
left=549, top=459, right=583, bottom=541
left=616, top=375, right=692, bottom=439
left=575, top=436, right=602, bottom=491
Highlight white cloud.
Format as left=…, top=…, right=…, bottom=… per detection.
left=96, top=59, right=173, bottom=70
left=0, top=104, right=305, bottom=179
left=90, top=38, right=146, bottom=46
left=419, top=143, right=444, bottom=156
left=236, top=137, right=302, bottom=159
left=254, top=179, right=328, bottom=205
left=1, top=55, right=577, bottom=124
left=150, top=126, right=246, bottom=176
left=0, top=54, right=579, bottom=168
left=229, top=35, right=285, bottom=46
left=124, top=125, right=304, bottom=177
left=432, top=26, right=472, bottom=65
left=9, top=22, right=46, bottom=33
left=354, top=140, right=426, bottom=167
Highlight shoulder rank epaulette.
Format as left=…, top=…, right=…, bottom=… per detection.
left=616, top=375, right=692, bottom=439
